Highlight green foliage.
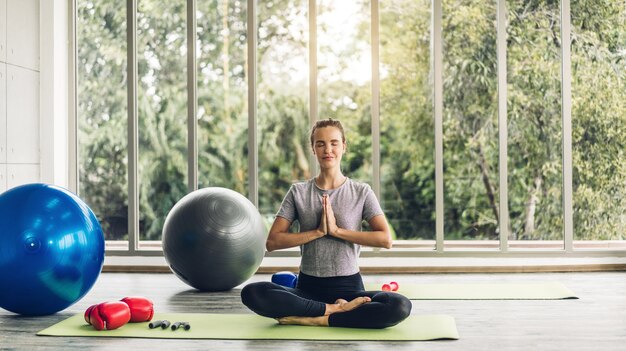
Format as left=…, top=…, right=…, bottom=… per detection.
left=507, top=0, right=564, bottom=240
left=78, top=0, right=129, bottom=239
left=571, top=0, right=626, bottom=240
left=78, top=0, right=625, bottom=242
left=379, top=0, right=436, bottom=239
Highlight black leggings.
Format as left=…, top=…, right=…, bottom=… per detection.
left=241, top=272, right=412, bottom=329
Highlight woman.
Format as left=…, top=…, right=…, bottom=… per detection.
left=241, top=118, right=411, bottom=329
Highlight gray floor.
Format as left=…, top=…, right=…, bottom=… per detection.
left=1, top=271, right=625, bottom=350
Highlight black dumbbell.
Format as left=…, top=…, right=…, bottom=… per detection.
left=148, top=320, right=169, bottom=329
left=171, top=321, right=191, bottom=331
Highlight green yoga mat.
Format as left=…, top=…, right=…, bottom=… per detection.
left=37, top=313, right=459, bottom=341
left=364, top=281, right=577, bottom=300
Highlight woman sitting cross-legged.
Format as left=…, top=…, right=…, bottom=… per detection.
left=241, top=118, right=412, bottom=329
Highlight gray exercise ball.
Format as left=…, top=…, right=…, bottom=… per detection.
left=162, top=187, right=267, bottom=291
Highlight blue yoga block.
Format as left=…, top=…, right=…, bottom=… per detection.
left=271, top=271, right=298, bottom=288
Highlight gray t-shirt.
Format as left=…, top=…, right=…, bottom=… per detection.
left=276, top=178, right=384, bottom=277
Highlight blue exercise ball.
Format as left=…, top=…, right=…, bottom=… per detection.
left=162, top=187, right=267, bottom=291
left=0, top=183, right=105, bottom=316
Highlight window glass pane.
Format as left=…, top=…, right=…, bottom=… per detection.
left=380, top=0, right=434, bottom=244
left=507, top=0, right=563, bottom=249
left=137, top=1, right=188, bottom=241
left=317, top=0, right=372, bottom=183
left=442, top=0, right=498, bottom=246
left=197, top=0, right=249, bottom=195
left=78, top=0, right=128, bottom=243
left=257, top=0, right=309, bottom=221
left=572, top=1, right=626, bottom=247
left=77, top=0, right=626, bottom=253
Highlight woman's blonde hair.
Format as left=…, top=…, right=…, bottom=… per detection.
left=309, top=118, right=346, bottom=147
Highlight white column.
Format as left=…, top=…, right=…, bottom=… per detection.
left=433, top=0, right=444, bottom=252
left=497, top=0, right=509, bottom=251
left=40, top=0, right=69, bottom=188
left=561, top=0, right=573, bottom=252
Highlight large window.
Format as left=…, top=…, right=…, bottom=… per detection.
left=76, top=0, right=625, bottom=255
left=77, top=0, right=128, bottom=244
left=571, top=1, right=625, bottom=246
left=442, top=0, right=499, bottom=246
left=507, top=0, right=563, bottom=247
left=317, top=0, right=372, bottom=183
left=197, top=0, right=249, bottom=196
left=257, top=0, right=310, bottom=224
left=380, top=0, right=434, bottom=243
left=137, top=1, right=188, bottom=241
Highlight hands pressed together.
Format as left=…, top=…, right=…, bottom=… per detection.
left=317, top=194, right=339, bottom=237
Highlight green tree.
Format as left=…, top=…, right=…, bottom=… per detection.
left=78, top=0, right=128, bottom=239
left=78, top=0, right=625, bottom=243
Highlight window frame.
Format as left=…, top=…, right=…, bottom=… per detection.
left=70, top=0, right=626, bottom=258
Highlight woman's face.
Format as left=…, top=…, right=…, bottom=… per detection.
left=312, top=126, right=346, bottom=170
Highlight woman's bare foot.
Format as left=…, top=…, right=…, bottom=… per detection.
left=276, top=315, right=329, bottom=326
left=324, top=296, right=371, bottom=315
left=276, top=297, right=370, bottom=327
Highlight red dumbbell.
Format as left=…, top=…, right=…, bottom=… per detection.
left=381, top=281, right=399, bottom=292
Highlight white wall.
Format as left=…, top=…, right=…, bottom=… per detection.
left=0, top=0, right=68, bottom=193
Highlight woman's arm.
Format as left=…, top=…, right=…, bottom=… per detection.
left=328, top=214, right=392, bottom=249
left=265, top=216, right=327, bottom=252
left=323, top=195, right=392, bottom=249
